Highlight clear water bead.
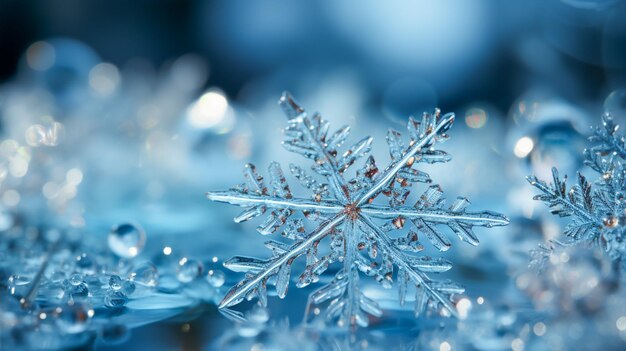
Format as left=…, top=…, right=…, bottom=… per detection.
left=206, top=269, right=225, bottom=287
left=69, top=273, right=83, bottom=285
left=108, top=223, right=146, bottom=258
left=104, top=290, right=128, bottom=309
left=109, top=275, right=123, bottom=290
left=56, top=303, right=92, bottom=334
left=129, top=262, right=158, bottom=287
left=176, top=258, right=202, bottom=283
left=75, top=253, right=96, bottom=274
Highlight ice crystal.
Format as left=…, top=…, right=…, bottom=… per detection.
left=528, top=114, right=626, bottom=269
left=207, top=93, right=509, bottom=327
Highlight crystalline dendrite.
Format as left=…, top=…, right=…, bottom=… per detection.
left=207, top=93, right=509, bottom=327
left=528, top=114, right=626, bottom=268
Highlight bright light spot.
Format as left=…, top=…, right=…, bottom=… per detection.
left=465, top=108, right=487, bottom=129
left=477, top=296, right=484, bottom=305
left=66, top=168, right=83, bottom=185
left=514, top=136, right=534, bottom=158
left=128, top=247, right=138, bottom=257
left=179, top=257, right=188, bottom=266
left=617, top=316, right=626, bottom=331
left=511, top=338, right=524, bottom=351
left=26, top=41, right=55, bottom=71
left=212, top=256, right=218, bottom=263
left=39, top=312, right=47, bottom=320
left=187, top=90, right=228, bottom=129
left=516, top=275, right=530, bottom=289
left=42, top=182, right=58, bottom=199
left=313, top=308, right=320, bottom=315
left=3, top=190, right=20, bottom=207
left=89, top=63, right=120, bottom=96
left=9, top=157, right=29, bottom=178
left=533, top=322, right=546, bottom=336
left=25, top=124, right=47, bottom=146
left=439, top=341, right=452, bottom=351
left=87, top=309, right=95, bottom=318
left=163, top=246, right=172, bottom=256
left=456, top=298, right=472, bottom=319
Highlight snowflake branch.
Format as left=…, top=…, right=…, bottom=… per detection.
left=206, top=191, right=342, bottom=213
left=526, top=170, right=597, bottom=224
left=355, top=112, right=455, bottom=206
left=280, top=92, right=351, bottom=203
left=219, top=213, right=346, bottom=309
left=360, top=205, right=509, bottom=227
left=358, top=214, right=458, bottom=317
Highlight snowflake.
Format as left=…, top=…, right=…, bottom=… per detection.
left=207, top=93, right=509, bottom=327
left=528, top=114, right=626, bottom=270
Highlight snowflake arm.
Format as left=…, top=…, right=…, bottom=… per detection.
left=355, top=111, right=454, bottom=205
left=528, top=113, right=626, bottom=268
left=588, top=113, right=626, bottom=159
left=207, top=92, right=509, bottom=327
left=358, top=214, right=460, bottom=316
left=219, top=214, right=345, bottom=309
left=527, top=168, right=600, bottom=242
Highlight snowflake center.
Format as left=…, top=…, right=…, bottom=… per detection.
left=343, top=203, right=361, bottom=221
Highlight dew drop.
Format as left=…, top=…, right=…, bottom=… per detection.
left=129, top=262, right=158, bottom=287
left=65, top=281, right=89, bottom=301
left=109, top=275, right=123, bottom=290
left=108, top=223, right=146, bottom=258
left=176, top=258, right=202, bottom=283
left=206, top=269, right=225, bottom=288
left=104, top=290, right=128, bottom=309
left=69, top=273, right=82, bottom=286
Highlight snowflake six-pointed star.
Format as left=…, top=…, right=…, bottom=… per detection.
left=528, top=114, right=626, bottom=270
left=207, top=93, right=509, bottom=327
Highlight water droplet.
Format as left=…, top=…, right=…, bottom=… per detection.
left=605, top=90, right=626, bottom=120
left=109, top=275, right=123, bottom=290
left=176, top=258, right=202, bottom=283
left=128, top=262, right=158, bottom=287
left=75, top=253, right=96, bottom=274
left=108, top=223, right=146, bottom=258
left=104, top=290, right=128, bottom=309
left=64, top=276, right=89, bottom=301
left=68, top=273, right=82, bottom=286
left=206, top=269, right=225, bottom=288
left=56, top=303, right=91, bottom=334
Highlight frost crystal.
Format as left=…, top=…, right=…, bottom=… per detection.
left=207, top=93, right=509, bottom=327
left=528, top=114, right=626, bottom=269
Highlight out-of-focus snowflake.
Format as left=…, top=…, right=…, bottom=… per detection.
left=528, top=114, right=626, bottom=270
left=207, top=93, right=509, bottom=327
